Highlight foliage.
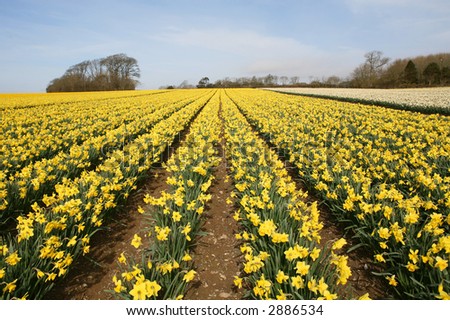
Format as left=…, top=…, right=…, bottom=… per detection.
left=46, top=53, right=140, bottom=92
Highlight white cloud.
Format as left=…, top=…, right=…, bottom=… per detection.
left=150, top=27, right=314, bottom=56
left=149, top=27, right=363, bottom=79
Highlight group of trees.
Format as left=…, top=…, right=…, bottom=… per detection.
left=46, top=53, right=140, bottom=92
left=196, top=75, right=302, bottom=88
left=349, top=51, right=450, bottom=88
left=162, top=75, right=306, bottom=90
left=168, top=51, right=450, bottom=90
left=48, top=51, right=449, bottom=92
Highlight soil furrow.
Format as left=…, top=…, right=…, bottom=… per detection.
left=185, top=139, right=242, bottom=299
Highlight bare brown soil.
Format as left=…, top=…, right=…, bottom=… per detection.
left=185, top=140, right=243, bottom=299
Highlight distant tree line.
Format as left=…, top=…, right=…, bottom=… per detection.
left=349, top=51, right=450, bottom=88
left=46, top=53, right=140, bottom=92
left=161, top=51, right=450, bottom=90
left=162, top=75, right=306, bottom=89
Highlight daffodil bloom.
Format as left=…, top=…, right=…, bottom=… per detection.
left=118, top=252, right=127, bottom=264
left=386, top=275, right=398, bottom=287
left=0, top=245, right=8, bottom=256
left=377, top=227, right=390, bottom=240
left=196, top=206, right=204, bottom=214
left=434, top=256, right=448, bottom=271
left=182, top=253, right=192, bottom=261
left=0, top=268, right=5, bottom=279
left=320, top=290, right=338, bottom=300
left=308, top=278, right=318, bottom=294
left=112, top=275, right=124, bottom=293
left=295, top=261, right=310, bottom=276
left=183, top=270, right=197, bottom=282
left=2, top=279, right=17, bottom=294
left=234, top=276, right=243, bottom=288
left=67, top=236, right=77, bottom=247
left=310, top=248, right=321, bottom=261
left=157, top=261, right=174, bottom=275
left=5, top=251, right=21, bottom=266
left=406, top=262, right=418, bottom=272
left=408, top=249, right=419, bottom=264
left=172, top=211, right=182, bottom=222
left=137, top=206, right=145, bottom=214
left=174, top=195, right=184, bottom=207
left=258, top=251, right=270, bottom=261
left=379, top=242, right=388, bottom=249
left=181, top=223, right=192, bottom=241
left=253, top=274, right=271, bottom=299
left=276, top=270, right=289, bottom=284
left=358, top=293, right=371, bottom=300
left=271, top=232, right=289, bottom=243
left=243, top=256, right=264, bottom=274
left=35, top=269, right=45, bottom=279
left=131, top=234, right=142, bottom=249
left=317, top=278, right=329, bottom=295
left=284, top=247, right=300, bottom=261
left=276, top=290, right=287, bottom=300
left=129, top=282, right=147, bottom=300
left=332, top=238, right=347, bottom=251
left=155, top=226, right=171, bottom=241
left=436, top=283, right=450, bottom=300
left=291, top=276, right=305, bottom=290
left=45, top=273, right=57, bottom=282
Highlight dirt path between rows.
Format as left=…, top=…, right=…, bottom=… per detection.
left=185, top=138, right=243, bottom=299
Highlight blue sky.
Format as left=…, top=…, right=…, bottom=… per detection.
left=1, top=0, right=449, bottom=92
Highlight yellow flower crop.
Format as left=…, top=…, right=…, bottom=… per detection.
left=2, top=88, right=447, bottom=300
left=225, top=88, right=450, bottom=299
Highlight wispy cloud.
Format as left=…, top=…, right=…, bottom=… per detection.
left=150, top=27, right=363, bottom=79
left=150, top=27, right=310, bottom=55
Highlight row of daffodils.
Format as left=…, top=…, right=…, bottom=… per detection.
left=1, top=91, right=165, bottom=175
left=112, top=91, right=222, bottom=300
left=221, top=93, right=356, bottom=300
left=0, top=90, right=215, bottom=299
left=0, top=90, right=209, bottom=223
left=227, top=89, right=450, bottom=299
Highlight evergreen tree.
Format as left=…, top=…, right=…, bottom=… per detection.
left=403, top=60, right=418, bottom=86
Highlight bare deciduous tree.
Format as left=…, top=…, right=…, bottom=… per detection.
left=47, top=53, right=140, bottom=92
left=351, top=50, right=390, bottom=87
